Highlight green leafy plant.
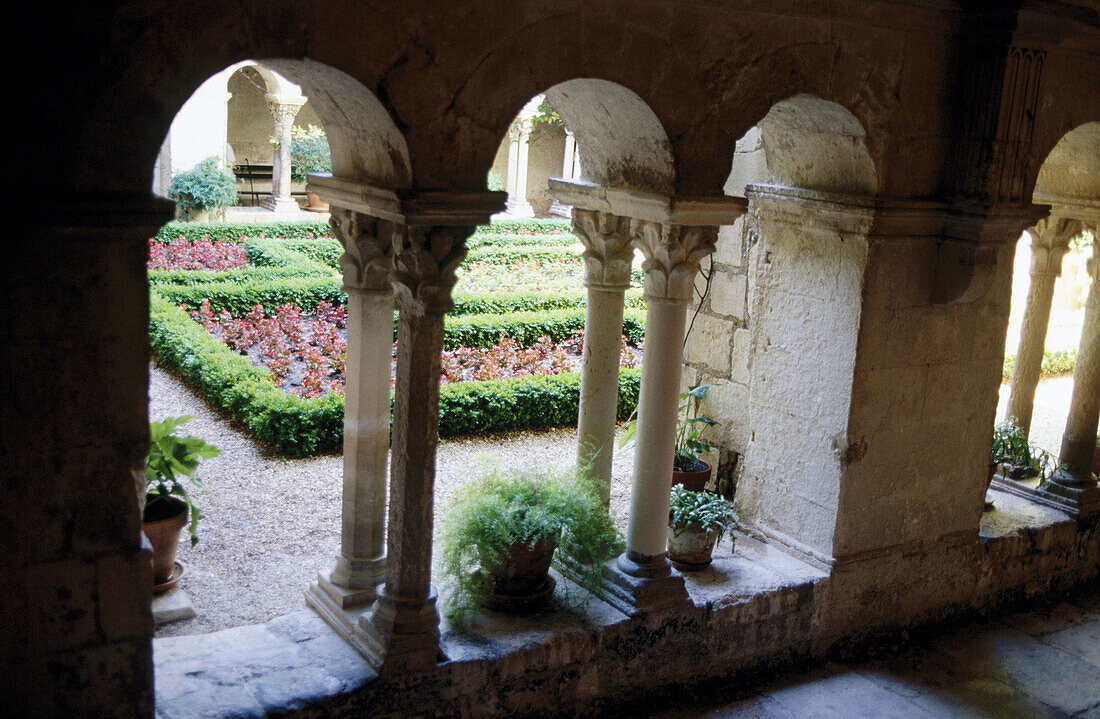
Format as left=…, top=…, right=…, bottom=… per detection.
left=620, top=384, right=719, bottom=472
left=290, top=125, right=332, bottom=184
left=440, top=462, right=621, bottom=628
left=486, top=171, right=505, bottom=192
left=167, top=157, right=239, bottom=219
left=990, top=416, right=1057, bottom=483
left=144, top=415, right=220, bottom=546
left=668, top=483, right=738, bottom=542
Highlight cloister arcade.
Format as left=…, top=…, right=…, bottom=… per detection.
left=6, top=2, right=1099, bottom=717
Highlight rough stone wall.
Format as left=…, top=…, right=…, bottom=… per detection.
left=834, top=229, right=1016, bottom=561
left=3, top=202, right=169, bottom=718
left=525, top=123, right=567, bottom=216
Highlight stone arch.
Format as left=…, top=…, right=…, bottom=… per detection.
left=1033, top=121, right=1100, bottom=204
left=693, top=93, right=878, bottom=568
left=539, top=79, right=676, bottom=195
left=725, top=93, right=878, bottom=198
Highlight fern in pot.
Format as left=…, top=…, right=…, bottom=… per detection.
left=440, top=463, right=621, bottom=628
left=667, top=483, right=738, bottom=571
left=144, top=415, right=219, bottom=588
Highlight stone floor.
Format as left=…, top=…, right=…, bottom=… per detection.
left=647, top=586, right=1100, bottom=719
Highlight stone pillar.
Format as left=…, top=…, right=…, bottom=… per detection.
left=1005, top=217, right=1079, bottom=434
left=505, top=120, right=533, bottom=217
left=262, top=94, right=307, bottom=214
left=549, top=131, right=580, bottom=218
left=608, top=220, right=716, bottom=611
left=570, top=209, right=634, bottom=502
left=1044, top=228, right=1100, bottom=516
left=307, top=208, right=395, bottom=625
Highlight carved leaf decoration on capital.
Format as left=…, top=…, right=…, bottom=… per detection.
left=329, top=209, right=396, bottom=292
left=629, top=220, right=717, bottom=301
left=391, top=226, right=473, bottom=313
left=1028, top=216, right=1082, bottom=278
left=266, top=99, right=304, bottom=128
left=571, top=209, right=634, bottom=289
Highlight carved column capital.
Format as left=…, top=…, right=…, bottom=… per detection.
left=571, top=209, right=634, bottom=290
left=265, top=95, right=306, bottom=129
left=392, top=225, right=475, bottom=314
left=329, top=208, right=396, bottom=293
left=629, top=220, right=717, bottom=302
left=1028, top=216, right=1081, bottom=278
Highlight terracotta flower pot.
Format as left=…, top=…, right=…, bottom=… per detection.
left=667, top=522, right=721, bottom=571
left=143, top=496, right=188, bottom=585
left=478, top=535, right=558, bottom=611
left=672, top=459, right=712, bottom=492
left=304, top=191, right=329, bottom=213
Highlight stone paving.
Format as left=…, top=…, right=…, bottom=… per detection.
left=649, top=586, right=1100, bottom=719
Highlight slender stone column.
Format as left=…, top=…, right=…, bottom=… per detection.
left=262, top=95, right=307, bottom=213
left=1045, top=229, right=1100, bottom=513
left=1006, top=217, right=1079, bottom=434
left=358, top=222, right=478, bottom=672
left=572, top=209, right=634, bottom=502
left=308, top=209, right=395, bottom=617
left=603, top=221, right=716, bottom=612
left=505, top=121, right=533, bottom=217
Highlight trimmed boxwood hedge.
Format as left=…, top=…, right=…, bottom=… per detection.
left=443, top=308, right=645, bottom=349
left=466, top=232, right=577, bottom=249
left=1002, top=348, right=1077, bottom=384
left=150, top=293, right=641, bottom=456
left=464, top=244, right=579, bottom=265
left=153, top=220, right=332, bottom=243
left=474, top=218, right=571, bottom=235
left=451, top=288, right=645, bottom=315
left=280, top=238, right=344, bottom=268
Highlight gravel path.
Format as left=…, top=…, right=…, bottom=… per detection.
left=151, top=362, right=1076, bottom=638
left=150, top=363, right=635, bottom=637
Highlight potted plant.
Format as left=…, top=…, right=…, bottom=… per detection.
left=167, top=156, right=239, bottom=221
left=990, top=417, right=1056, bottom=481
left=144, top=415, right=219, bottom=590
left=620, top=384, right=719, bottom=491
left=667, top=483, right=738, bottom=570
left=440, top=463, right=621, bottom=628
left=290, top=125, right=332, bottom=212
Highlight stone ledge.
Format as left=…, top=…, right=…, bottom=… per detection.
left=153, top=508, right=1099, bottom=718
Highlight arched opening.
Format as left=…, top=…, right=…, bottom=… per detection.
left=996, top=121, right=1100, bottom=503
left=145, top=58, right=410, bottom=639
left=686, top=93, right=877, bottom=568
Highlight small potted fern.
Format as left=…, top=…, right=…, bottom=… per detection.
left=440, top=463, right=621, bottom=627
left=620, top=384, right=719, bottom=492
left=667, top=483, right=738, bottom=570
left=144, top=415, right=219, bottom=590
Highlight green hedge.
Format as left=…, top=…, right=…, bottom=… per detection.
left=1002, top=348, right=1077, bottom=384
left=451, top=288, right=645, bottom=315
left=438, top=369, right=640, bottom=438
left=443, top=308, right=645, bottom=349
left=280, top=238, right=344, bottom=269
left=155, top=277, right=347, bottom=316
left=150, top=294, right=641, bottom=456
left=149, top=265, right=332, bottom=287
left=474, top=218, right=571, bottom=235
left=153, top=220, right=332, bottom=243
left=466, top=232, right=577, bottom=249
left=463, top=244, right=579, bottom=265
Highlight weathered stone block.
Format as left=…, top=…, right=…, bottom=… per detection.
left=710, top=271, right=748, bottom=319
left=98, top=550, right=153, bottom=640
left=684, top=313, right=733, bottom=374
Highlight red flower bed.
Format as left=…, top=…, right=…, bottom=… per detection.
left=188, top=300, right=640, bottom=398
left=149, top=237, right=250, bottom=271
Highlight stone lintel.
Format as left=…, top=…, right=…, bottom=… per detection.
left=745, top=184, right=875, bottom=236
left=548, top=178, right=746, bottom=226
left=309, top=175, right=506, bottom=227
left=1032, top=193, right=1100, bottom=226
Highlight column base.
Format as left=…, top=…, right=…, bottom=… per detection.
left=352, top=587, right=445, bottom=674
left=504, top=198, right=535, bottom=218
left=1037, top=470, right=1100, bottom=519
left=260, top=194, right=302, bottom=215
left=569, top=552, right=687, bottom=617
left=305, top=576, right=376, bottom=650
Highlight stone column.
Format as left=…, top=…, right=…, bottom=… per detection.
left=549, top=131, right=580, bottom=218
left=1044, top=228, right=1100, bottom=516
left=505, top=121, right=534, bottom=217
left=1006, top=217, right=1079, bottom=434
left=307, top=209, right=394, bottom=624
left=607, top=220, right=716, bottom=611
left=262, top=94, right=307, bottom=214
left=571, top=209, right=634, bottom=502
